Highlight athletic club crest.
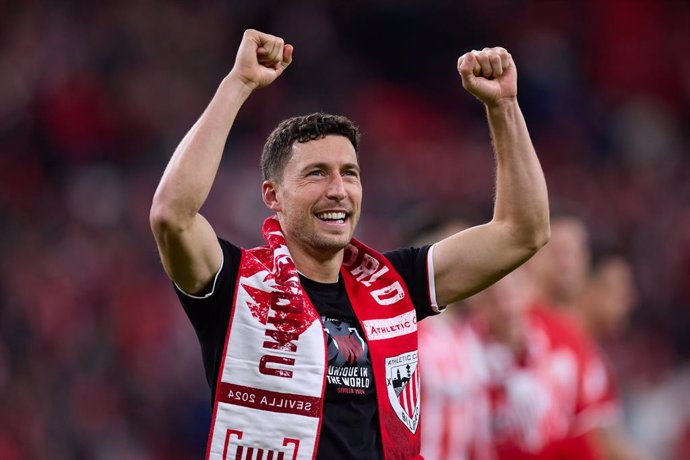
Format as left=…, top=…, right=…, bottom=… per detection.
left=385, top=351, right=420, bottom=433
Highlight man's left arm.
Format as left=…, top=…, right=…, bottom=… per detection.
left=433, top=48, right=550, bottom=306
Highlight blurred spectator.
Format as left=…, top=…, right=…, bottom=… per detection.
left=466, top=252, right=611, bottom=459
left=512, top=216, right=647, bottom=459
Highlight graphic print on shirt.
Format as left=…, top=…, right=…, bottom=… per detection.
left=322, top=317, right=372, bottom=395
left=385, top=351, right=420, bottom=433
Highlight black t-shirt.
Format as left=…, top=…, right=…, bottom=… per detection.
left=175, top=238, right=439, bottom=460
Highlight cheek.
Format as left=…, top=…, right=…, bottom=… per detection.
left=281, top=190, right=310, bottom=211
left=354, top=183, right=363, bottom=197
left=350, top=187, right=363, bottom=207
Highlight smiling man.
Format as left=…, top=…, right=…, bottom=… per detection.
left=261, top=130, right=362, bottom=281
left=150, top=29, right=549, bottom=460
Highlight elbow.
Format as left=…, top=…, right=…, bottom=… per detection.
left=526, top=220, right=550, bottom=255
left=534, top=220, right=551, bottom=250
left=149, top=198, right=190, bottom=239
left=149, top=201, right=172, bottom=238
left=506, top=219, right=550, bottom=257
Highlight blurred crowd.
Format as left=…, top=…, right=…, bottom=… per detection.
left=0, top=1, right=688, bottom=459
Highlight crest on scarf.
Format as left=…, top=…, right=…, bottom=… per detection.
left=385, top=351, right=420, bottom=433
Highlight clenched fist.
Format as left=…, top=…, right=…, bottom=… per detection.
left=228, top=29, right=293, bottom=91
left=457, top=47, right=516, bottom=107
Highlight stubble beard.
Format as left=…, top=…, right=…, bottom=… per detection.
left=281, top=207, right=360, bottom=259
left=302, top=226, right=353, bottom=256
left=291, top=216, right=358, bottom=258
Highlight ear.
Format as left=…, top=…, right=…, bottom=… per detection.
left=262, top=180, right=281, bottom=212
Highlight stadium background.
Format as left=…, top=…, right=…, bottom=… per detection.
left=1, top=1, right=689, bottom=458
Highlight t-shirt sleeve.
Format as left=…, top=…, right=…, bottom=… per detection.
left=173, top=238, right=242, bottom=388
left=383, top=245, right=445, bottom=321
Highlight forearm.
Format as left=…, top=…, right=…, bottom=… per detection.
left=431, top=48, right=549, bottom=305
left=488, top=98, right=549, bottom=249
left=151, top=75, right=253, bottom=227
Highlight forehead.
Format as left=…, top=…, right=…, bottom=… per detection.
left=286, top=135, right=358, bottom=170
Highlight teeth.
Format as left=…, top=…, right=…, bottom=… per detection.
left=317, top=212, right=347, bottom=221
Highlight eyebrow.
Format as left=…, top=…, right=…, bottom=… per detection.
left=301, top=162, right=361, bottom=173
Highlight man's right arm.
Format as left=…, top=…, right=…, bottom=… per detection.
left=149, top=29, right=293, bottom=294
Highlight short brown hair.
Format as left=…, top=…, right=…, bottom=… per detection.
left=261, top=112, right=360, bottom=182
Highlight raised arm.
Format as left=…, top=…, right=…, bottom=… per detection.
left=149, top=29, right=293, bottom=294
left=433, top=47, right=550, bottom=306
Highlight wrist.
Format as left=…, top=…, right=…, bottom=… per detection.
left=485, top=96, right=519, bottom=114
left=222, top=71, right=258, bottom=98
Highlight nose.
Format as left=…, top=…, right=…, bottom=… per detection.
left=326, top=173, right=347, bottom=201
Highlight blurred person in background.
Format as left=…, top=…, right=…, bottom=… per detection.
left=578, top=254, right=637, bottom=341
left=417, top=216, right=649, bottom=460
left=469, top=261, right=612, bottom=459
left=414, top=221, right=495, bottom=460
left=505, top=215, right=647, bottom=460
left=576, top=253, right=652, bottom=460
left=149, top=28, right=549, bottom=460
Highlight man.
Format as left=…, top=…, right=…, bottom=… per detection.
left=480, top=215, right=645, bottom=460
left=149, top=29, right=549, bottom=460
left=468, top=264, right=607, bottom=460
left=572, top=249, right=650, bottom=460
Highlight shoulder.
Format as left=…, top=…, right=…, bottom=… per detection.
left=383, top=245, right=443, bottom=319
left=382, top=245, right=432, bottom=286
left=220, top=237, right=243, bottom=260
left=528, top=304, right=601, bottom=365
left=383, top=245, right=431, bottom=268
left=529, top=304, right=588, bottom=341
left=176, top=238, right=242, bottom=300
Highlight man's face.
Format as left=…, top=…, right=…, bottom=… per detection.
left=264, top=135, right=362, bottom=256
left=547, top=219, right=590, bottom=300
left=469, top=270, right=529, bottom=349
left=529, top=217, right=590, bottom=304
left=586, top=257, right=637, bottom=336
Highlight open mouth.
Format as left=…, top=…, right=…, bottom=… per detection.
left=315, top=211, right=348, bottom=224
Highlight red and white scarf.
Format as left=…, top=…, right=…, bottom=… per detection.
left=206, top=217, right=424, bottom=460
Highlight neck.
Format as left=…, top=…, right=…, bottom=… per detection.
left=286, top=241, right=344, bottom=283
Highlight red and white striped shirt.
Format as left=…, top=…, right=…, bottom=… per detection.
left=419, top=315, right=495, bottom=460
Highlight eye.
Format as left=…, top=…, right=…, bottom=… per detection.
left=342, top=169, right=359, bottom=178
left=307, top=169, right=325, bottom=177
